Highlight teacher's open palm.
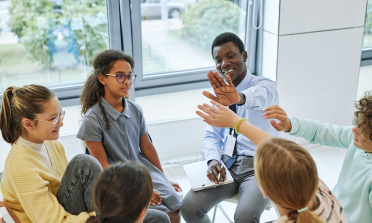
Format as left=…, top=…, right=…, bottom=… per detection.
left=203, top=71, right=240, bottom=106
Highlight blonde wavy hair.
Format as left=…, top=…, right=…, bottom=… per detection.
left=254, top=138, right=324, bottom=223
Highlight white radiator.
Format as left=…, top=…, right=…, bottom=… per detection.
left=58, top=116, right=207, bottom=161
left=147, top=116, right=206, bottom=159
left=58, top=131, right=85, bottom=161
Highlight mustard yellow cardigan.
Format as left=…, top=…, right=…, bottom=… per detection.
left=0, top=140, right=94, bottom=223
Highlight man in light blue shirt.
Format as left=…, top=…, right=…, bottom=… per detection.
left=181, top=32, right=279, bottom=223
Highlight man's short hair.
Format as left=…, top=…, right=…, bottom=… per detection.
left=211, top=32, right=245, bottom=57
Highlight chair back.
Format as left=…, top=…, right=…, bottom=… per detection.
left=0, top=201, right=20, bottom=223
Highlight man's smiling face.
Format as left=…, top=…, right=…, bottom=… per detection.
left=213, top=41, right=247, bottom=86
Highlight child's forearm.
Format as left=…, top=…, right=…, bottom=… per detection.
left=142, top=144, right=164, bottom=173
left=237, top=120, right=273, bottom=146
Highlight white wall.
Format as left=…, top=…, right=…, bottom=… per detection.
left=263, top=0, right=367, bottom=126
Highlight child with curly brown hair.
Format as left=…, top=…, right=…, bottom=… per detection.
left=261, top=91, right=372, bottom=223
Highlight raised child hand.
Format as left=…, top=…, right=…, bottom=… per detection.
left=196, top=100, right=241, bottom=129
left=263, top=105, right=292, bottom=132
left=202, top=71, right=240, bottom=106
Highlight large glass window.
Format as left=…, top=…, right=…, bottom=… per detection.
left=363, top=0, right=372, bottom=48
left=0, top=0, right=109, bottom=93
left=140, top=0, right=248, bottom=76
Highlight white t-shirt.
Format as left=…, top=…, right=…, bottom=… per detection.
left=16, top=136, right=52, bottom=166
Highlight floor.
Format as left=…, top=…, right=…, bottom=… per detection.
left=160, top=143, right=346, bottom=223
left=0, top=144, right=346, bottom=223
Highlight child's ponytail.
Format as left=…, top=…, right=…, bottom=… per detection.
left=255, top=138, right=324, bottom=223
left=296, top=209, right=324, bottom=223
left=0, top=85, right=55, bottom=144
left=0, top=87, right=19, bottom=144
left=85, top=216, right=103, bottom=223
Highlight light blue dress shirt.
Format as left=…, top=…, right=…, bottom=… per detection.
left=204, top=71, right=279, bottom=163
left=288, top=117, right=372, bottom=223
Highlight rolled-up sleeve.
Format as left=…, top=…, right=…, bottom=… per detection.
left=240, top=79, right=278, bottom=110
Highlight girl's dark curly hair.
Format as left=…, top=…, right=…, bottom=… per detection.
left=80, top=49, right=135, bottom=130
left=353, top=91, right=372, bottom=141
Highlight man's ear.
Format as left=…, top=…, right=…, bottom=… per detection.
left=243, top=51, right=248, bottom=62
left=22, top=118, right=35, bottom=132
left=98, top=74, right=107, bottom=86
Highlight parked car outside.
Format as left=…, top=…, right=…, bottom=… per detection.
left=141, top=0, right=187, bottom=20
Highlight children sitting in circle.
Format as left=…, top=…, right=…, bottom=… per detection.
left=2, top=49, right=372, bottom=223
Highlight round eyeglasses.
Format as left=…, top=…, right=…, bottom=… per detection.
left=105, top=74, right=137, bottom=83
left=34, top=111, right=65, bottom=128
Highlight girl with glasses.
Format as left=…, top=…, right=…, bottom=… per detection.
left=78, top=49, right=182, bottom=223
left=0, top=85, right=103, bottom=223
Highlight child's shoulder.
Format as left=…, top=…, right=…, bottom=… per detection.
left=83, top=103, right=106, bottom=121
left=126, top=99, right=143, bottom=112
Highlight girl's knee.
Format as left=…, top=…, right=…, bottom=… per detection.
left=69, top=154, right=103, bottom=174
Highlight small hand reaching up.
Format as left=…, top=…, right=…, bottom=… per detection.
left=196, top=100, right=241, bottom=128
left=262, top=105, right=292, bottom=132
left=196, top=100, right=273, bottom=146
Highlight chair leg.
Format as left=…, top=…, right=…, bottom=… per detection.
left=212, top=205, right=218, bottom=223
left=217, top=204, right=234, bottom=223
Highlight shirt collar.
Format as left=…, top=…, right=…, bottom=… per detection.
left=235, top=71, right=253, bottom=92
left=100, top=97, right=131, bottom=120
left=16, top=136, right=44, bottom=151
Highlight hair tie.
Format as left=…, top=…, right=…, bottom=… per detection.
left=97, top=214, right=105, bottom=222
left=297, top=206, right=308, bottom=213
left=11, top=87, right=20, bottom=95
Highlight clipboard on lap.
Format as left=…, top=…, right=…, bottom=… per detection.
left=183, top=161, right=234, bottom=191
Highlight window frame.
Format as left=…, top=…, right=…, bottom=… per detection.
left=128, top=0, right=254, bottom=97
left=361, top=48, right=372, bottom=66
left=0, top=0, right=261, bottom=104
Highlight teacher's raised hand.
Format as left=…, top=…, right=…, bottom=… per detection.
left=202, top=71, right=241, bottom=106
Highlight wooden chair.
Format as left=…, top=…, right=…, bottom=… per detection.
left=0, top=201, right=20, bottom=223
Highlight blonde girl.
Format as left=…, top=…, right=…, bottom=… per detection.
left=196, top=99, right=348, bottom=223
left=0, top=85, right=102, bottom=223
